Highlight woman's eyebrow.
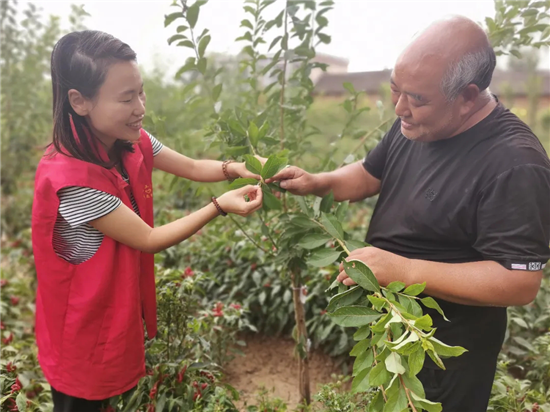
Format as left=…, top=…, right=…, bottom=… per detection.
left=118, top=83, right=144, bottom=96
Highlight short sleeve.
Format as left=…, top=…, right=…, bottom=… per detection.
left=145, top=131, right=164, bottom=156
left=362, top=118, right=400, bottom=180
left=58, top=187, right=122, bottom=227
left=473, top=164, right=550, bottom=271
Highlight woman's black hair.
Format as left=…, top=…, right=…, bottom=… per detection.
left=50, top=30, right=136, bottom=167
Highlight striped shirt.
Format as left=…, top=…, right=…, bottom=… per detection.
left=53, top=132, right=164, bottom=264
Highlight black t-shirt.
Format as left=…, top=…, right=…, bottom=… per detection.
left=363, top=102, right=550, bottom=369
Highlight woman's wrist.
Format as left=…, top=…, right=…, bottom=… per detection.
left=211, top=196, right=227, bottom=216
left=222, top=160, right=237, bottom=180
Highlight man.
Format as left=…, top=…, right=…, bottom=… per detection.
left=268, top=15, right=550, bottom=412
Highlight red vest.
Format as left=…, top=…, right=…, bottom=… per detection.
left=32, top=129, right=157, bottom=399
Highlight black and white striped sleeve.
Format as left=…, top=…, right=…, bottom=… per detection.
left=58, top=187, right=122, bottom=227
left=145, top=131, right=164, bottom=156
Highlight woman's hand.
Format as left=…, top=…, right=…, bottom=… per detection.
left=217, top=185, right=263, bottom=217
left=227, top=156, right=268, bottom=180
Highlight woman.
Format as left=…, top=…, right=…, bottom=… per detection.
left=32, top=30, right=262, bottom=411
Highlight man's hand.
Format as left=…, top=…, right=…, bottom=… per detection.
left=266, top=166, right=318, bottom=196
left=337, top=247, right=412, bottom=287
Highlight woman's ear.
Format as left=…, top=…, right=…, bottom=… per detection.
left=68, top=89, right=90, bottom=116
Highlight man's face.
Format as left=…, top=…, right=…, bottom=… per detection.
left=390, top=59, right=465, bottom=142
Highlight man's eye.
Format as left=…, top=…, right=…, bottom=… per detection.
left=121, top=99, right=132, bottom=103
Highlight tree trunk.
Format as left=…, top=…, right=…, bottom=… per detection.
left=291, top=270, right=311, bottom=406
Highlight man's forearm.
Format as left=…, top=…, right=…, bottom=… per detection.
left=312, top=162, right=380, bottom=202
left=408, top=259, right=542, bottom=307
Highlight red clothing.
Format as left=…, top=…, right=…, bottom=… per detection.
left=32, top=129, right=156, bottom=399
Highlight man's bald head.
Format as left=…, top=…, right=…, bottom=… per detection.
left=389, top=15, right=497, bottom=142
left=398, top=15, right=496, bottom=101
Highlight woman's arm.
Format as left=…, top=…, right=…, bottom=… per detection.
left=90, top=185, right=262, bottom=253
left=153, top=147, right=260, bottom=182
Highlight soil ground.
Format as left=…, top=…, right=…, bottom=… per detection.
left=224, top=334, right=349, bottom=410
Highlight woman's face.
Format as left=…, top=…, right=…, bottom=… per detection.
left=85, top=60, right=146, bottom=145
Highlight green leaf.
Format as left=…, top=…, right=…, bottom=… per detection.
left=327, top=286, right=363, bottom=312
left=385, top=351, right=406, bottom=375
left=156, top=394, right=167, bottom=412
left=318, top=33, right=331, bottom=44
left=402, top=373, right=425, bottom=398
left=413, top=314, right=433, bottom=331
left=329, top=305, right=383, bottom=327
left=229, top=178, right=258, bottom=189
left=258, top=122, right=270, bottom=140
left=177, top=39, right=195, bottom=48
left=353, top=347, right=374, bottom=374
left=320, top=192, right=334, bottom=212
left=369, top=361, right=391, bottom=386
left=383, top=381, right=408, bottom=412
left=343, top=82, right=356, bottom=94
left=368, top=391, right=384, bottom=412
left=428, top=337, right=467, bottom=358
left=320, top=213, right=344, bottom=240
left=354, top=325, right=371, bottom=341
left=421, top=297, right=449, bottom=321
left=198, top=34, right=211, bottom=58
left=392, top=332, right=420, bottom=352
left=403, top=282, right=426, bottom=296
left=228, top=118, right=247, bottom=135
left=308, top=248, right=342, bottom=267
left=197, top=57, right=207, bottom=74
left=510, top=49, right=523, bottom=59
left=261, top=155, right=287, bottom=179
left=262, top=187, right=281, bottom=210
left=240, top=19, right=254, bottom=30
left=212, top=83, right=223, bottom=101
left=298, top=233, right=332, bottom=249
left=343, top=260, right=380, bottom=293
left=336, top=201, right=349, bottom=221
left=224, top=145, right=249, bottom=157
left=410, top=392, right=443, bottom=412
left=368, top=295, right=386, bottom=311
left=290, top=216, right=318, bottom=229
left=168, top=34, right=187, bottom=45
left=426, top=349, right=445, bottom=370
left=243, top=154, right=262, bottom=175
left=399, top=295, right=423, bottom=317
left=386, top=281, right=406, bottom=293
left=175, top=57, right=196, bottom=78
left=350, top=338, right=371, bottom=356
left=248, top=121, right=260, bottom=147
left=15, top=392, right=27, bottom=411
left=269, top=35, right=282, bottom=51
left=343, top=99, right=353, bottom=113
left=176, top=25, right=189, bottom=33
left=186, top=3, right=200, bottom=28
left=165, top=12, right=183, bottom=27
left=351, top=366, right=372, bottom=393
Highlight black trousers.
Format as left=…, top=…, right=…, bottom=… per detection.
left=417, top=354, right=498, bottom=412
left=51, top=387, right=107, bottom=412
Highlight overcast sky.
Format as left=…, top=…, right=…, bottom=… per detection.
left=25, top=0, right=523, bottom=77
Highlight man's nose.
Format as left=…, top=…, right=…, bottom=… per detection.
left=394, top=94, right=411, bottom=118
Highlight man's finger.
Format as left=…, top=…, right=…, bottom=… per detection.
left=266, top=167, right=296, bottom=183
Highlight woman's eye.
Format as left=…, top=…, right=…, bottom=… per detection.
left=121, top=99, right=132, bottom=103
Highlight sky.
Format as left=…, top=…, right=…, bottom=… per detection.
left=24, top=0, right=519, bottom=78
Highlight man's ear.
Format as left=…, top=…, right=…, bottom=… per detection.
left=68, top=89, right=90, bottom=116
left=459, top=84, right=480, bottom=114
